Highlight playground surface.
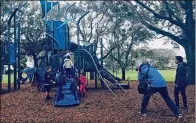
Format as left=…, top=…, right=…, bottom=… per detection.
left=1, top=81, right=195, bottom=123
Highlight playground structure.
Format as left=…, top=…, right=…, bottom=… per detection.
left=0, top=1, right=130, bottom=106
left=0, top=2, right=27, bottom=93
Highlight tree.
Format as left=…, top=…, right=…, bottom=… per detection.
left=19, top=55, right=27, bottom=70
left=0, top=1, right=26, bottom=37
left=119, top=1, right=195, bottom=84
left=95, top=1, right=154, bottom=80
left=20, top=2, right=49, bottom=67
left=135, top=48, right=177, bottom=69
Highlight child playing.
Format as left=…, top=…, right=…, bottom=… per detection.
left=78, top=72, right=87, bottom=98
left=43, top=66, right=52, bottom=100
left=63, top=55, right=73, bottom=79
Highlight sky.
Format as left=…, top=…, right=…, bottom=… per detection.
left=147, top=39, right=186, bottom=57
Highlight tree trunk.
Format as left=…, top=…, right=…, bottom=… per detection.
left=184, top=34, right=195, bottom=84
left=33, top=55, right=38, bottom=67
left=184, top=1, right=195, bottom=84
left=121, top=68, right=126, bottom=80
left=184, top=45, right=195, bottom=84
left=0, top=41, right=2, bottom=90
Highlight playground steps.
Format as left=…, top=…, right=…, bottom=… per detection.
left=54, top=78, right=80, bottom=107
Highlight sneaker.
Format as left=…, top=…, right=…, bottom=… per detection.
left=176, top=114, right=182, bottom=119
left=139, top=112, right=147, bottom=117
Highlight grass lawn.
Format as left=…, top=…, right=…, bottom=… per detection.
left=2, top=73, right=27, bottom=83
left=1, top=69, right=176, bottom=83
left=113, top=69, right=176, bottom=82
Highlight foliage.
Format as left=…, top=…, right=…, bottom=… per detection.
left=118, top=1, right=195, bottom=83
left=134, top=48, right=176, bottom=69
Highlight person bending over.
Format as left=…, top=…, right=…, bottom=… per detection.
left=137, top=61, right=182, bottom=119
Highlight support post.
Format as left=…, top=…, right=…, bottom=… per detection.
left=0, top=40, right=2, bottom=91
left=17, top=24, right=20, bottom=89
left=7, top=2, right=27, bottom=92
left=8, top=17, right=11, bottom=92
left=77, top=11, right=89, bottom=49
left=100, top=38, right=103, bottom=67
left=95, top=72, right=97, bottom=89
left=14, top=14, right=17, bottom=90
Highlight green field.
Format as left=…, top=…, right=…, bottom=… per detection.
left=113, top=69, right=176, bottom=82
left=1, top=69, right=176, bottom=83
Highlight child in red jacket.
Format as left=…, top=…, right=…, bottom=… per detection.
left=78, top=72, right=87, bottom=97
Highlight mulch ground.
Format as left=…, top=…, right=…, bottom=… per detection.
left=0, top=81, right=195, bottom=123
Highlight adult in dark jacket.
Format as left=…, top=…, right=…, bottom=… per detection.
left=174, top=56, right=188, bottom=109
left=137, top=62, right=182, bottom=118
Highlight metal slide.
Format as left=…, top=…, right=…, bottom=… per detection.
left=99, top=69, right=125, bottom=92
left=75, top=49, right=125, bottom=96
left=75, top=49, right=116, bottom=96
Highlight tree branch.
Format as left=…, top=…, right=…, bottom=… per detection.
left=178, top=1, right=186, bottom=10
left=164, top=0, right=185, bottom=25
left=135, top=0, right=187, bottom=30
left=164, top=0, right=172, bottom=19
left=141, top=20, right=185, bottom=46
left=100, top=45, right=117, bottom=60
left=125, top=39, right=134, bottom=65
left=102, top=44, right=123, bottom=67
left=120, top=1, right=187, bottom=47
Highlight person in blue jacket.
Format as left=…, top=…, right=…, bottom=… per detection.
left=137, top=61, right=182, bottom=119
left=174, top=56, right=189, bottom=109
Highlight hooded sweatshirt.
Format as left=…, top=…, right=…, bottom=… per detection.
left=138, top=63, right=166, bottom=87
left=78, top=75, right=87, bottom=84
left=63, top=58, right=73, bottom=69
left=175, top=62, right=188, bottom=87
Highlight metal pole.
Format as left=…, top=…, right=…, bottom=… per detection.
left=50, top=1, right=53, bottom=65
left=7, top=2, right=27, bottom=92
left=45, top=33, right=60, bottom=49
left=57, top=0, right=60, bottom=19
left=77, top=11, right=89, bottom=49
left=44, top=0, right=47, bottom=39
left=0, top=41, right=2, bottom=91
left=65, top=23, right=68, bottom=50
left=17, top=24, right=20, bottom=90
left=0, top=1, right=2, bottom=91
left=14, top=14, right=17, bottom=90
left=65, top=3, right=75, bottom=20
left=100, top=38, right=103, bottom=67
left=8, top=16, right=11, bottom=92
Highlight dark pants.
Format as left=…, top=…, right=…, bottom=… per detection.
left=141, top=87, right=180, bottom=116
left=66, top=68, right=71, bottom=78
left=45, top=84, right=51, bottom=92
left=174, top=86, right=187, bottom=107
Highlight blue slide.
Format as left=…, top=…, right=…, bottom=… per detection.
left=54, top=77, right=80, bottom=107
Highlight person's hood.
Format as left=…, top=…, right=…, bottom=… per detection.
left=179, top=62, right=188, bottom=67
left=139, top=63, right=150, bottom=71
left=64, top=58, right=70, bottom=62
